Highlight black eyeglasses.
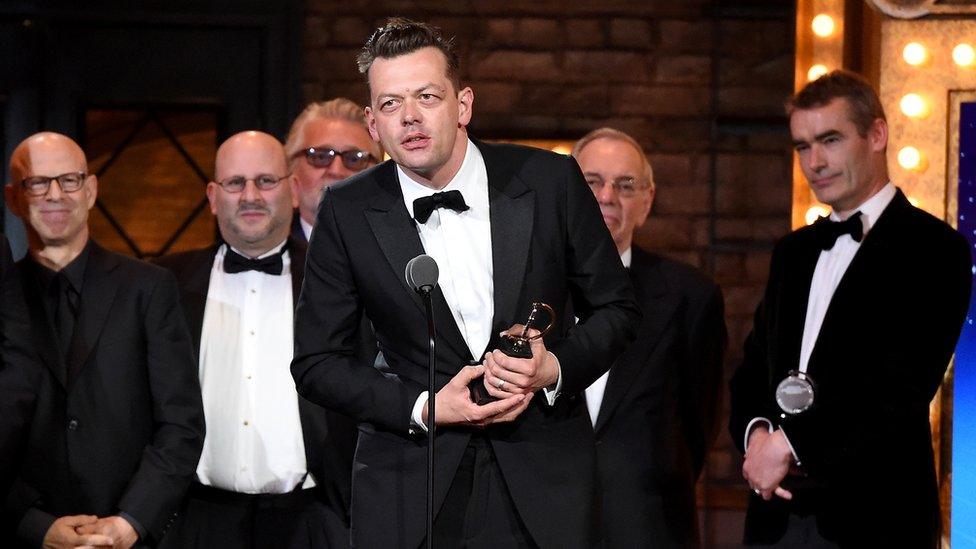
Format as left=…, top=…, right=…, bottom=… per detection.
left=21, top=172, right=88, bottom=197
left=297, top=146, right=375, bottom=171
left=584, top=176, right=649, bottom=198
left=215, top=174, right=289, bottom=193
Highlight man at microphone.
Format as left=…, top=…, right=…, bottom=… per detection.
left=292, top=17, right=640, bottom=549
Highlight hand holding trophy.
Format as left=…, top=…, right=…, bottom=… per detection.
left=471, top=302, right=556, bottom=405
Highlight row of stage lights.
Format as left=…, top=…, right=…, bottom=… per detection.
left=894, top=40, right=972, bottom=172
left=802, top=12, right=972, bottom=224
left=803, top=12, right=840, bottom=224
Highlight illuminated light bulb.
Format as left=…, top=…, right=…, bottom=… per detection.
left=902, top=43, right=928, bottom=66
left=805, top=205, right=830, bottom=226
left=807, top=64, right=829, bottom=81
left=897, top=146, right=923, bottom=171
left=908, top=196, right=920, bottom=208
left=953, top=44, right=975, bottom=67
left=899, top=93, right=929, bottom=118
left=551, top=145, right=572, bottom=155
left=811, top=14, right=835, bottom=37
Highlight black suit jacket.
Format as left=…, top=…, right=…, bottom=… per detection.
left=729, top=190, right=972, bottom=547
left=153, top=236, right=363, bottom=520
left=3, top=241, right=205, bottom=546
left=591, top=248, right=725, bottom=548
left=0, top=234, right=30, bottom=497
left=292, top=140, right=640, bottom=548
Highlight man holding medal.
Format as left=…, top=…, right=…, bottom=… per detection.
left=729, top=70, right=971, bottom=547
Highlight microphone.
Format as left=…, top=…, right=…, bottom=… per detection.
left=405, top=254, right=439, bottom=293
left=405, top=253, right=439, bottom=549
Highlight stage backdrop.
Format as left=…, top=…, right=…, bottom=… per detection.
left=953, top=95, right=976, bottom=548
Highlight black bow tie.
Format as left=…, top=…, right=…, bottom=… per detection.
left=224, top=246, right=286, bottom=275
left=814, top=211, right=864, bottom=250
left=413, top=190, right=470, bottom=223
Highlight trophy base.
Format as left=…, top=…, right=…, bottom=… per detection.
left=468, top=376, right=497, bottom=405
left=468, top=341, right=534, bottom=405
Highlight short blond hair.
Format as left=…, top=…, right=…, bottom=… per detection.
left=572, top=127, right=654, bottom=191
left=284, top=98, right=382, bottom=166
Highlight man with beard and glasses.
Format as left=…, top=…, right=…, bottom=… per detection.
left=3, top=132, right=204, bottom=548
left=284, top=98, right=382, bottom=243
left=155, top=131, right=352, bottom=548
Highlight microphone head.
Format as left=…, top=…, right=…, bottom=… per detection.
left=405, top=254, right=439, bottom=293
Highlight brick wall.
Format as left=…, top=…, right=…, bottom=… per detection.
left=301, top=2, right=795, bottom=545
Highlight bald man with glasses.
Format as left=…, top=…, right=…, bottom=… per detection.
left=155, top=131, right=352, bottom=548
left=3, top=132, right=204, bottom=549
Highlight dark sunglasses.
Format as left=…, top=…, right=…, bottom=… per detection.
left=297, top=146, right=375, bottom=171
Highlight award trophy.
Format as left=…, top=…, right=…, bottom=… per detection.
left=470, top=302, right=556, bottom=405
left=775, top=370, right=816, bottom=415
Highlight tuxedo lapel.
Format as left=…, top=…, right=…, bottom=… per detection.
left=478, top=141, right=535, bottom=337
left=289, top=236, right=307, bottom=305
left=805, top=191, right=909, bottom=374
left=363, top=162, right=472, bottom=361
left=291, top=210, right=308, bottom=244
left=178, top=247, right=217, bottom=353
left=67, top=242, right=119, bottom=384
left=594, top=251, right=677, bottom=433
left=777, top=230, right=822, bottom=377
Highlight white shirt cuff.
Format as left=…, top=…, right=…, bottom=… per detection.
left=410, top=391, right=429, bottom=433
left=778, top=426, right=802, bottom=466
left=541, top=351, right=562, bottom=406
left=744, top=417, right=773, bottom=452
left=743, top=417, right=801, bottom=466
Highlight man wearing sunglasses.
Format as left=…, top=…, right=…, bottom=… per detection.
left=3, top=132, right=204, bottom=548
left=285, top=98, right=382, bottom=242
left=155, top=131, right=354, bottom=548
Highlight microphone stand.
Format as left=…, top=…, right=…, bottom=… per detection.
left=419, top=285, right=436, bottom=549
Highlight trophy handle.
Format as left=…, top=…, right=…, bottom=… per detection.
left=522, top=302, right=555, bottom=341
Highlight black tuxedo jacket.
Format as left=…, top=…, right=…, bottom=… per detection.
left=292, top=140, right=640, bottom=548
left=3, top=241, right=205, bottom=547
left=729, top=190, right=972, bottom=547
left=153, top=236, right=363, bottom=520
left=591, top=248, right=725, bottom=548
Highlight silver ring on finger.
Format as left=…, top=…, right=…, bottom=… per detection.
left=753, top=488, right=761, bottom=495
left=496, top=378, right=506, bottom=389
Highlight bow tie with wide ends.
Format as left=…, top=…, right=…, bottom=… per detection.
left=814, top=211, right=864, bottom=250
left=413, top=190, right=470, bottom=223
left=224, top=246, right=286, bottom=275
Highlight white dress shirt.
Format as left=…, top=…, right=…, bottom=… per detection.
left=300, top=217, right=313, bottom=241
left=584, top=248, right=632, bottom=426
left=744, top=183, right=897, bottom=455
left=399, top=140, right=495, bottom=361
left=404, top=139, right=561, bottom=429
left=196, top=242, right=314, bottom=494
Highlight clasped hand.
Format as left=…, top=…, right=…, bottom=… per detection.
left=423, top=324, right=557, bottom=428
left=742, top=427, right=794, bottom=501
left=43, top=514, right=137, bottom=549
